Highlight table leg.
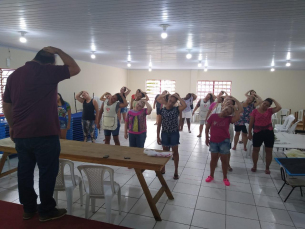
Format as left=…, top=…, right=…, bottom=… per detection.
left=155, top=171, right=174, bottom=200
left=0, top=152, right=17, bottom=178
left=134, top=169, right=162, bottom=221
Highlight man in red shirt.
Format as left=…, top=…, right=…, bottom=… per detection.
left=3, top=47, right=80, bottom=222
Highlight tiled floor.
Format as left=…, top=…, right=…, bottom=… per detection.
left=1, top=120, right=305, bottom=229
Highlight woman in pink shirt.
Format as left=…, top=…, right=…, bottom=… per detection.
left=205, top=97, right=242, bottom=186
left=248, top=98, right=282, bottom=174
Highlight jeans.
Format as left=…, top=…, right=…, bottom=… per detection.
left=15, top=135, right=61, bottom=216
left=129, top=132, right=147, bottom=148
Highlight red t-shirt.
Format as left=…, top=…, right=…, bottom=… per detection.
left=250, top=108, right=273, bottom=133
left=207, top=114, right=232, bottom=143
left=3, top=61, right=70, bottom=138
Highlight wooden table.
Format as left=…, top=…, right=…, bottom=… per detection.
left=0, top=138, right=174, bottom=221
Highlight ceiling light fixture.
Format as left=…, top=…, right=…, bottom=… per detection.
left=160, top=24, right=170, bottom=39
left=91, top=51, right=96, bottom=59
left=198, top=54, right=203, bottom=61
left=19, top=31, right=27, bottom=43
left=186, top=50, right=192, bottom=59
left=204, top=68, right=208, bottom=72
left=127, top=55, right=131, bottom=61
left=91, top=44, right=96, bottom=51
left=270, top=68, right=275, bottom=72
left=198, top=61, right=202, bottom=67
left=148, top=68, right=152, bottom=72
left=286, top=62, right=291, bottom=67
left=127, top=61, right=131, bottom=67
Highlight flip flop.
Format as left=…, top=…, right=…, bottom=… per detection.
left=251, top=168, right=257, bottom=172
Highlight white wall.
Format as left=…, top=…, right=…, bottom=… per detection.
left=0, top=46, right=127, bottom=113
left=127, top=69, right=305, bottom=114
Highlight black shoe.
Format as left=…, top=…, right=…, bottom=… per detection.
left=39, top=208, right=67, bottom=222
left=23, top=211, right=37, bottom=220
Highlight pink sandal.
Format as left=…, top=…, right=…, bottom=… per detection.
left=251, top=168, right=257, bottom=172
left=205, top=176, right=214, bottom=182
left=223, top=179, right=230, bottom=186
left=265, top=169, right=270, bottom=174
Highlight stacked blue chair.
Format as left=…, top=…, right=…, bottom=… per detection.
left=66, top=112, right=98, bottom=141
left=0, top=117, right=16, bottom=158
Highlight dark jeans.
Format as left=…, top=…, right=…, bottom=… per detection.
left=15, top=135, right=60, bottom=216
left=129, top=132, right=146, bottom=148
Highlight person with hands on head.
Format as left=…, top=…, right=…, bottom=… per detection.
left=153, top=90, right=169, bottom=125
left=118, top=86, right=131, bottom=123
left=124, top=100, right=152, bottom=148
left=205, top=99, right=242, bottom=187
left=57, top=93, right=71, bottom=139
left=130, top=89, right=149, bottom=110
left=206, top=91, right=227, bottom=120
left=232, top=92, right=262, bottom=151
left=3, top=46, right=80, bottom=222
left=97, top=91, right=128, bottom=145
left=248, top=98, right=282, bottom=174
left=100, top=92, right=112, bottom=102
left=75, top=91, right=99, bottom=143
left=156, top=93, right=187, bottom=180
left=180, top=93, right=197, bottom=133
left=192, top=93, right=215, bottom=137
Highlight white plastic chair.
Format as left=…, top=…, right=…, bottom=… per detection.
left=287, top=121, right=300, bottom=134
left=272, top=113, right=278, bottom=126
left=77, top=165, right=121, bottom=223
left=54, top=159, right=83, bottom=214
left=297, top=110, right=303, bottom=122
left=280, top=109, right=291, bottom=124
left=275, top=115, right=295, bottom=132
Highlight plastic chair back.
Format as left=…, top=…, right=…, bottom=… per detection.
left=77, top=165, right=116, bottom=196
left=287, top=121, right=300, bottom=134
left=298, top=110, right=304, bottom=122
left=284, top=115, right=295, bottom=130
left=55, top=159, right=77, bottom=191
left=281, top=109, right=290, bottom=116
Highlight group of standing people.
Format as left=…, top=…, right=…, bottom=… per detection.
left=62, top=87, right=282, bottom=184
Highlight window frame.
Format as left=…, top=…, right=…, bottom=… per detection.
left=145, top=79, right=176, bottom=104
left=0, top=68, right=15, bottom=114
left=197, top=80, right=232, bottom=101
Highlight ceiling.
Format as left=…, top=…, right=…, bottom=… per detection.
left=1, top=0, right=305, bottom=70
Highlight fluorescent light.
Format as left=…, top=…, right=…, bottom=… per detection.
left=127, top=55, right=131, bottom=61
left=91, top=54, right=96, bottom=59
left=149, top=62, right=152, bottom=67
left=127, top=62, right=131, bottom=67
left=161, top=32, right=168, bottom=39
left=91, top=44, right=96, bottom=51
left=270, top=68, right=275, bottom=72
left=287, top=52, right=291, bottom=60
left=198, top=62, right=202, bottom=67
left=286, top=62, right=291, bottom=67
left=198, top=54, right=203, bottom=60
left=204, top=68, right=208, bottom=72
left=148, top=68, right=152, bottom=72
left=271, top=59, right=275, bottom=67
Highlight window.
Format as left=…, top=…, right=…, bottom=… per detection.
left=0, top=69, right=15, bottom=114
left=197, top=80, right=231, bottom=100
left=146, top=80, right=176, bottom=103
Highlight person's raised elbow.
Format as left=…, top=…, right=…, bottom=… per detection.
left=69, top=66, right=81, bottom=76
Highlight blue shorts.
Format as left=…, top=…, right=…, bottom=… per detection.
left=59, top=119, right=67, bottom=129
left=120, top=107, right=128, bottom=113
left=161, top=131, right=180, bottom=147
left=104, top=120, right=120, bottom=136
left=209, top=139, right=231, bottom=154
